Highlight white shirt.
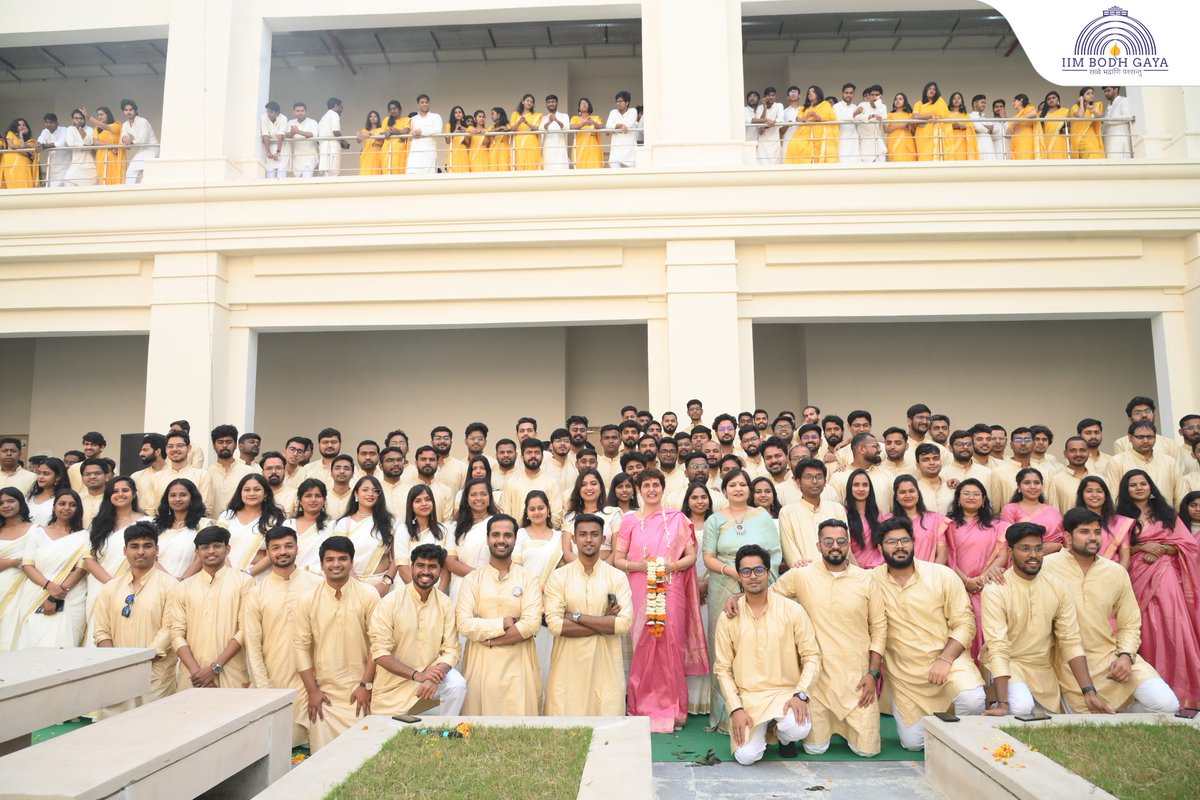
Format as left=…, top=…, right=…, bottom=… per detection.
left=781, top=105, right=802, bottom=144
left=317, top=109, right=340, bottom=139
left=1103, top=95, right=1132, bottom=135
left=120, top=116, right=159, bottom=160
left=64, top=125, right=97, bottom=176
left=37, top=126, right=70, bottom=168
left=991, top=115, right=1009, bottom=158
left=287, top=118, right=319, bottom=156
left=541, top=111, right=571, bottom=168
left=754, top=102, right=784, bottom=143
left=606, top=108, right=640, bottom=165
left=969, top=111, right=997, bottom=159
left=855, top=100, right=888, bottom=159
left=409, top=111, right=443, bottom=154
left=260, top=114, right=287, bottom=157
left=832, top=100, right=861, bottom=161
left=744, top=107, right=758, bottom=141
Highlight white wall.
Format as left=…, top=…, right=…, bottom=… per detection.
left=0, top=74, right=165, bottom=140
left=754, top=319, right=1157, bottom=453
left=565, top=324, right=648, bottom=423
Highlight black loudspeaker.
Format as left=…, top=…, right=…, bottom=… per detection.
left=119, top=433, right=149, bottom=477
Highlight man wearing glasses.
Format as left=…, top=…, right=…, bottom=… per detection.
left=93, top=521, right=178, bottom=716
left=713, top=543, right=820, bottom=765
left=779, top=458, right=847, bottom=569
left=724, top=519, right=886, bottom=757
left=980, top=522, right=1113, bottom=717
left=873, top=516, right=986, bottom=750
left=1106, top=420, right=1184, bottom=507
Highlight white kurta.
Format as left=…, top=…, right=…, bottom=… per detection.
left=317, top=109, right=342, bottom=176
left=856, top=100, right=888, bottom=162
left=64, top=126, right=97, bottom=186
left=37, top=126, right=70, bottom=186
left=754, top=103, right=784, bottom=164
left=606, top=108, right=640, bottom=167
left=1103, top=95, right=1133, bottom=158
left=541, top=112, right=571, bottom=171
left=970, top=112, right=998, bottom=159
left=260, top=114, right=288, bottom=174
left=286, top=118, right=319, bottom=175
left=832, top=101, right=861, bottom=163
left=407, top=112, right=443, bottom=174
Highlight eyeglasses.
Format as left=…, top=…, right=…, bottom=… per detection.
left=738, top=566, right=769, bottom=577
left=285, top=446, right=305, bottom=454
left=716, top=425, right=735, bottom=432
left=1012, top=544, right=1044, bottom=554
left=883, top=537, right=914, bottom=547
left=122, top=593, right=135, bottom=618
left=820, top=538, right=849, bottom=547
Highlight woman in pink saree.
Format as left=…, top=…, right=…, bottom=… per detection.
left=945, top=479, right=1008, bottom=661
left=1074, top=475, right=1133, bottom=568
left=1116, top=469, right=1200, bottom=707
left=613, top=469, right=709, bottom=733
left=887, top=474, right=949, bottom=564
left=1000, top=467, right=1064, bottom=553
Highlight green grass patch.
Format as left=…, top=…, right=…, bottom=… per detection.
left=1002, top=722, right=1200, bottom=800
left=324, top=724, right=593, bottom=800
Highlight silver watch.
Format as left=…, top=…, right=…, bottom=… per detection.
left=572, top=611, right=583, bottom=623
left=359, top=681, right=374, bottom=691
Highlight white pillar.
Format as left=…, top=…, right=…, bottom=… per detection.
left=640, top=0, right=746, bottom=168
left=143, top=254, right=230, bottom=451
left=737, top=317, right=756, bottom=412
left=1150, top=310, right=1196, bottom=431
left=225, top=327, right=259, bottom=433
left=146, top=0, right=269, bottom=183
left=1128, top=86, right=1200, bottom=160
left=646, top=317, right=672, bottom=415
left=663, top=240, right=743, bottom=414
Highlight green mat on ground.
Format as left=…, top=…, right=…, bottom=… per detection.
left=651, top=713, right=921, bottom=762
left=32, top=719, right=91, bottom=744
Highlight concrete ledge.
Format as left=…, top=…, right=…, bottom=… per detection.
left=256, top=715, right=652, bottom=800
left=0, top=647, right=154, bottom=749
left=925, top=713, right=1199, bottom=800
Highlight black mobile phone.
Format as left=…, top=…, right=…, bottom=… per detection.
left=1176, top=707, right=1199, bottom=719
left=1015, top=713, right=1051, bottom=722
left=933, top=712, right=959, bottom=722
left=607, top=593, right=618, bottom=606
left=392, top=714, right=422, bottom=724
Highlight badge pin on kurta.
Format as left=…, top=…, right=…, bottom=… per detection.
left=512, top=586, right=523, bottom=597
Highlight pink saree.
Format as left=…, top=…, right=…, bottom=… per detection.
left=946, top=517, right=1008, bottom=660
left=883, top=511, right=947, bottom=562
left=1000, top=503, right=1064, bottom=545
left=617, top=507, right=710, bottom=733
left=1128, top=516, right=1200, bottom=707
left=1100, top=514, right=1134, bottom=562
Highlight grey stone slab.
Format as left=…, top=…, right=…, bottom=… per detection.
left=653, top=759, right=937, bottom=800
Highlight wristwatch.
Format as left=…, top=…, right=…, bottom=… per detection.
left=1081, top=684, right=1098, bottom=695
left=867, top=668, right=881, bottom=681
left=1117, top=652, right=1134, bottom=663
left=359, top=681, right=374, bottom=691
left=382, top=575, right=394, bottom=585
left=211, top=663, right=223, bottom=675
left=572, top=611, right=583, bottom=623
left=793, top=691, right=809, bottom=702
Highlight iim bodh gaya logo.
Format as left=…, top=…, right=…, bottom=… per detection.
left=1062, top=6, right=1168, bottom=75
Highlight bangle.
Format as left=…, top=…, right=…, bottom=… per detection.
left=936, top=656, right=953, bottom=665
left=42, top=579, right=50, bottom=590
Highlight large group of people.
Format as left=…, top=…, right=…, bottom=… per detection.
left=0, top=99, right=159, bottom=189
left=260, top=92, right=644, bottom=178
left=1, top=394, right=1197, bottom=762
left=745, top=82, right=1134, bottom=164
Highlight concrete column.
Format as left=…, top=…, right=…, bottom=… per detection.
left=1128, top=86, right=1200, bottom=160
left=146, top=0, right=269, bottom=183
left=646, top=317, right=672, bottom=415
left=663, top=240, right=743, bottom=413
left=143, top=253, right=231, bottom=451
left=225, top=327, right=259, bottom=433
left=640, top=0, right=746, bottom=168
left=737, top=317, right=756, bottom=412
left=1150, top=309, right=1196, bottom=430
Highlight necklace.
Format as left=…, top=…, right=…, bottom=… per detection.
left=730, top=507, right=749, bottom=535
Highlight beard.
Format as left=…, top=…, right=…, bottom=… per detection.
left=881, top=549, right=913, bottom=569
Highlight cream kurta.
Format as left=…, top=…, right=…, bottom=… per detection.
left=713, top=593, right=821, bottom=744
left=917, top=477, right=955, bottom=515
left=1106, top=450, right=1183, bottom=506
left=1040, top=552, right=1159, bottom=711
left=401, top=457, right=467, bottom=494
left=167, top=566, right=252, bottom=690
left=156, top=521, right=214, bottom=580
left=500, top=471, right=565, bottom=527
left=872, top=561, right=984, bottom=727
left=395, top=480, right=455, bottom=523
left=772, top=562, right=886, bottom=751
left=829, top=465, right=894, bottom=507
left=216, top=511, right=269, bottom=571
left=79, top=491, right=105, bottom=529
left=369, top=582, right=461, bottom=715
left=779, top=499, right=847, bottom=567
left=208, top=460, right=255, bottom=514
left=293, top=579, right=380, bottom=751
left=1047, top=468, right=1103, bottom=513
left=244, top=567, right=323, bottom=744
left=324, top=489, right=354, bottom=521
left=130, top=465, right=167, bottom=511
left=772, top=476, right=803, bottom=507
left=0, top=468, right=37, bottom=495
left=543, top=559, right=633, bottom=716
left=455, top=562, right=543, bottom=716
left=980, top=568, right=1084, bottom=712
left=92, top=568, right=178, bottom=715
left=153, top=464, right=216, bottom=517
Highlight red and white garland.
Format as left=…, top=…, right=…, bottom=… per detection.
left=646, top=556, right=666, bottom=638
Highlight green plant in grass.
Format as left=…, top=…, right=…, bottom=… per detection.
left=324, top=725, right=593, bottom=800
left=1002, top=722, right=1200, bottom=800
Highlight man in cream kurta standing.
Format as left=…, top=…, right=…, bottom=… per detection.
left=244, top=527, right=321, bottom=746
left=1102, top=86, right=1133, bottom=158
left=456, top=514, right=543, bottom=716
left=606, top=90, right=640, bottom=169
left=541, top=94, right=571, bottom=172
left=752, top=87, right=784, bottom=165
left=855, top=85, right=888, bottom=163
left=832, top=83, right=862, bottom=163
left=317, top=97, right=349, bottom=177
left=714, top=543, right=821, bottom=765
left=260, top=101, right=287, bottom=178
left=970, top=94, right=998, bottom=160
left=285, top=102, right=318, bottom=178
left=406, top=94, right=442, bottom=175
left=543, top=514, right=633, bottom=716
left=119, top=99, right=158, bottom=184
left=727, top=518, right=887, bottom=757
left=980, top=522, right=1114, bottom=717
left=371, top=543, right=466, bottom=716
left=294, top=535, right=380, bottom=752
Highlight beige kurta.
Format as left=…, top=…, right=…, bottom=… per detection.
left=872, top=561, right=984, bottom=727
left=401, top=457, right=467, bottom=494
left=369, top=582, right=461, bottom=715
left=92, top=568, right=178, bottom=716
left=772, top=475, right=803, bottom=507
left=1106, top=450, right=1183, bottom=506
left=713, top=593, right=821, bottom=748
left=778, top=499, right=847, bottom=567
left=79, top=491, right=105, bottom=529
left=293, top=579, right=380, bottom=751
left=500, top=470, right=565, bottom=527
left=543, top=559, right=633, bottom=716
left=1047, top=467, right=1104, bottom=513
left=208, top=460, right=255, bottom=515
left=917, top=476, right=955, bottom=516
left=1040, top=552, right=1159, bottom=711
left=167, top=566, right=252, bottom=690
left=395, top=479, right=456, bottom=523
left=829, top=465, right=894, bottom=508
left=0, top=467, right=36, bottom=495
left=773, top=562, right=886, bottom=751
left=153, top=464, right=216, bottom=517
left=130, top=465, right=167, bottom=512
left=944, top=460, right=1005, bottom=513
left=980, top=568, right=1084, bottom=712
left=244, top=567, right=323, bottom=744
left=456, top=562, right=543, bottom=715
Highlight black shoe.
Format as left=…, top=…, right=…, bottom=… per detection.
left=778, top=740, right=798, bottom=758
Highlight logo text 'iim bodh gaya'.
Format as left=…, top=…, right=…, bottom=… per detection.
left=1062, top=6, right=1168, bottom=75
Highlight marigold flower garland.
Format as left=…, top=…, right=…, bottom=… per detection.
left=646, top=557, right=667, bottom=638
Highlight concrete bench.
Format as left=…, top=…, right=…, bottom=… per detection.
left=0, top=687, right=296, bottom=800
left=0, top=647, right=154, bottom=754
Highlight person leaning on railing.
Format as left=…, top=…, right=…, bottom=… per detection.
left=87, top=107, right=127, bottom=185
left=1068, top=87, right=1104, bottom=160
left=1, top=118, right=39, bottom=189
